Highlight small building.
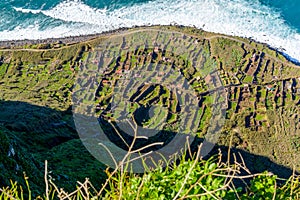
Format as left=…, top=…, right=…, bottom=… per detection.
left=251, top=53, right=257, bottom=62
left=102, top=79, right=111, bottom=85
left=286, top=81, right=292, bottom=90
left=116, top=69, right=122, bottom=74
left=266, top=85, right=275, bottom=91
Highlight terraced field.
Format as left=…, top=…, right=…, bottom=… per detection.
left=0, top=25, right=299, bottom=193
left=73, top=27, right=300, bottom=171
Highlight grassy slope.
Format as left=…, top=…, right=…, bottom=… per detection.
left=0, top=25, right=299, bottom=198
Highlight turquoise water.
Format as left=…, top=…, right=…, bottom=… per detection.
left=0, top=0, right=299, bottom=61
left=258, top=0, right=300, bottom=31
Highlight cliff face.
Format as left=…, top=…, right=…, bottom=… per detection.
left=0, top=41, right=107, bottom=193
left=0, top=26, right=299, bottom=193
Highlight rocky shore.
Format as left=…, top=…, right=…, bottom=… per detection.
left=0, top=24, right=191, bottom=49
left=0, top=34, right=98, bottom=48
left=0, top=26, right=133, bottom=49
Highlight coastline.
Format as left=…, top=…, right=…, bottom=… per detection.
left=0, top=24, right=299, bottom=66
left=0, top=26, right=132, bottom=49
left=0, top=24, right=188, bottom=48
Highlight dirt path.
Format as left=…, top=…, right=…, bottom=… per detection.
left=0, top=27, right=298, bottom=69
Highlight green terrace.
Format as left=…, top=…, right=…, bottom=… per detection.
left=0, top=25, right=299, bottom=198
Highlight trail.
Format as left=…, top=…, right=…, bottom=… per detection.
left=0, top=27, right=298, bottom=69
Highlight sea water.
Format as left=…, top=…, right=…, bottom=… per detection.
left=0, top=0, right=299, bottom=62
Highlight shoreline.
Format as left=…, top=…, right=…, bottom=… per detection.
left=0, top=26, right=133, bottom=49
left=0, top=24, right=299, bottom=66
left=0, top=24, right=188, bottom=48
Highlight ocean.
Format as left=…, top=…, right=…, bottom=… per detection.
left=0, top=0, right=299, bottom=62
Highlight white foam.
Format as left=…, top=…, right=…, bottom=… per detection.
left=4, top=0, right=300, bottom=62
left=13, top=7, right=42, bottom=14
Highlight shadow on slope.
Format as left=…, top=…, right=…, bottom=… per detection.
left=0, top=100, right=298, bottom=196
left=0, top=100, right=107, bottom=197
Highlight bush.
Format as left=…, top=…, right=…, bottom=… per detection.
left=1, top=148, right=300, bottom=200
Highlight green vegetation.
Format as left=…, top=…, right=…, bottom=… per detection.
left=0, top=25, right=300, bottom=199
left=1, top=151, right=300, bottom=199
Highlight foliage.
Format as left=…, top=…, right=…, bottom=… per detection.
left=1, top=152, right=300, bottom=199
left=231, top=49, right=243, bottom=67
left=103, top=155, right=236, bottom=200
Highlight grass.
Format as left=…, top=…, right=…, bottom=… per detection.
left=1, top=146, right=300, bottom=200
left=243, top=75, right=253, bottom=83
left=255, top=113, right=265, bottom=121
left=1, top=25, right=300, bottom=199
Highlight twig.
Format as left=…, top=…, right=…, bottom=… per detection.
left=172, top=144, right=203, bottom=200
left=119, top=163, right=124, bottom=200
left=135, top=176, right=146, bottom=200
left=118, top=117, right=139, bottom=199
left=98, top=143, right=118, bottom=168
left=210, top=172, right=273, bottom=179
left=186, top=136, right=192, bottom=158
left=0, top=188, right=18, bottom=200
left=59, top=181, right=86, bottom=200
left=76, top=180, right=90, bottom=199
left=227, top=131, right=234, bottom=165
left=109, top=120, right=130, bottom=148
left=124, top=151, right=153, bottom=164
left=272, top=179, right=277, bottom=200
left=44, top=160, right=49, bottom=200
left=48, top=179, right=60, bottom=197
left=237, top=152, right=250, bottom=174
left=97, top=167, right=119, bottom=196
left=129, top=142, right=164, bottom=154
